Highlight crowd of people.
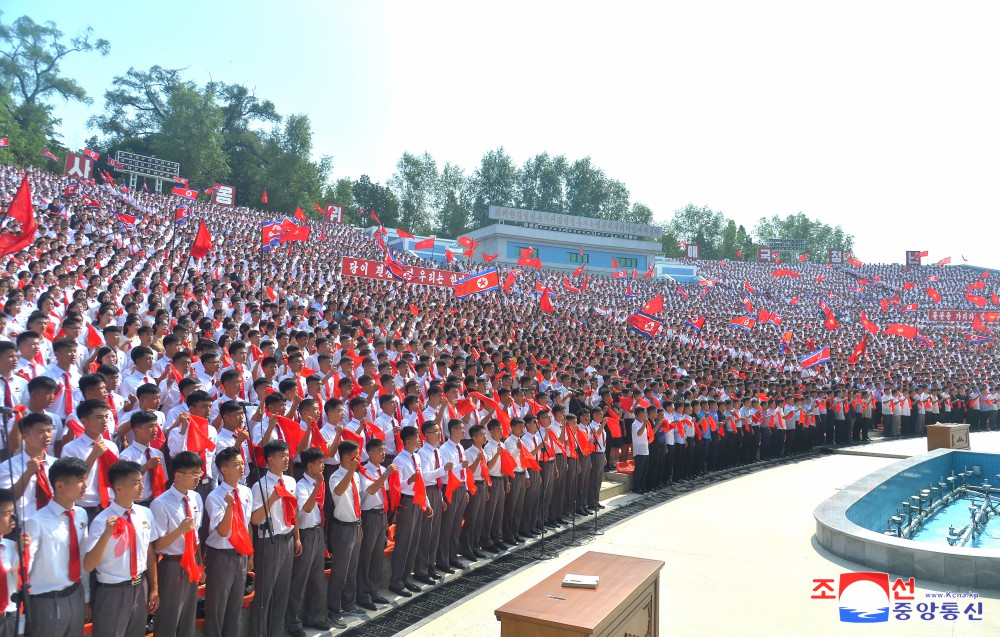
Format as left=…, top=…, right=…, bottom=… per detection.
left=0, top=161, right=996, bottom=637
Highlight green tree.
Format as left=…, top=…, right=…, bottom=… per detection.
left=0, top=13, right=109, bottom=166
left=517, top=152, right=567, bottom=213
left=666, top=204, right=728, bottom=257
left=151, top=83, right=229, bottom=187
left=468, top=147, right=518, bottom=228
left=626, top=202, right=654, bottom=225
left=321, top=177, right=358, bottom=224
left=436, top=162, right=470, bottom=237
left=388, top=151, right=438, bottom=234
left=753, top=212, right=854, bottom=262
left=260, top=114, right=330, bottom=214
left=352, top=175, right=400, bottom=228
left=565, top=157, right=606, bottom=217
left=720, top=219, right=738, bottom=259
left=212, top=82, right=279, bottom=207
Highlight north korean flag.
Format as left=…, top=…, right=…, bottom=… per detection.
left=728, top=316, right=756, bottom=332
left=171, top=176, right=189, bottom=186
left=900, top=303, right=919, bottom=313
left=261, top=221, right=281, bottom=249
left=81, top=148, right=100, bottom=161
left=685, top=316, right=705, bottom=333
left=107, top=157, right=124, bottom=169
left=453, top=268, right=500, bottom=298
left=779, top=329, right=794, bottom=354
left=171, top=187, right=199, bottom=201
left=798, top=345, right=831, bottom=370
left=767, top=312, right=783, bottom=326
left=0, top=137, right=7, bottom=147
left=913, top=334, right=934, bottom=349
left=965, top=333, right=993, bottom=344
left=114, top=212, right=137, bottom=227
left=676, top=285, right=688, bottom=299
left=82, top=195, right=101, bottom=209
left=626, top=311, right=663, bottom=340
left=174, top=205, right=190, bottom=224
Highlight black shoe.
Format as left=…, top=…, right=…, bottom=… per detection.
left=449, top=560, right=466, bottom=570
left=437, top=564, right=456, bottom=574
left=576, top=508, right=589, bottom=516
left=544, top=523, right=557, bottom=530
left=372, top=596, right=391, bottom=605
left=495, top=542, right=510, bottom=550
left=359, top=601, right=378, bottom=612
left=460, top=554, right=478, bottom=563
left=388, top=586, right=412, bottom=598
left=289, top=630, right=307, bottom=637
left=556, top=518, right=568, bottom=524
left=404, top=582, right=423, bottom=593
left=473, top=551, right=488, bottom=559
left=427, top=570, right=442, bottom=581
left=414, top=574, right=435, bottom=585
left=480, top=545, right=498, bottom=555
left=345, top=606, right=367, bottom=616
left=328, top=615, right=349, bottom=629
left=306, top=618, right=334, bottom=630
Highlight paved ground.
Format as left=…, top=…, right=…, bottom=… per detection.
left=405, top=433, right=1000, bottom=637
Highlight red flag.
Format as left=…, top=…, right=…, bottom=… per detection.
left=414, top=237, right=435, bottom=250
left=517, top=256, right=542, bottom=269
left=483, top=253, right=499, bottom=262
left=498, top=447, right=516, bottom=478
left=915, top=250, right=929, bottom=258
left=0, top=176, right=37, bottom=258
left=885, top=323, right=918, bottom=339
left=408, top=304, right=420, bottom=315
left=572, top=264, right=584, bottom=277
left=643, top=266, right=655, bottom=278
left=927, top=287, right=942, bottom=303
left=972, top=313, right=992, bottom=335
left=744, top=280, right=755, bottom=294
left=799, top=254, right=809, bottom=262
left=261, top=189, right=268, bottom=204
left=96, top=448, right=120, bottom=508
left=605, top=414, right=622, bottom=438
left=790, top=297, right=799, bottom=306
left=502, top=272, right=517, bottom=292
left=86, top=322, right=104, bottom=348
left=772, top=269, right=801, bottom=277
left=457, top=236, right=478, bottom=250
left=445, top=248, right=455, bottom=262
left=846, top=334, right=868, bottom=364
left=294, top=207, right=307, bottom=223
left=640, top=295, right=663, bottom=315
left=860, top=310, right=880, bottom=335
left=518, top=444, right=541, bottom=471
left=539, top=290, right=554, bottom=314
left=190, top=221, right=213, bottom=259
left=937, top=257, right=951, bottom=266
left=992, top=293, right=1000, bottom=306
left=274, top=415, right=304, bottom=451
left=757, top=308, right=771, bottom=324
left=967, top=293, right=989, bottom=308
left=396, top=228, right=414, bottom=239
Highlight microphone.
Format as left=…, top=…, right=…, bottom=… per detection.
left=0, top=406, right=19, bottom=415
left=233, top=401, right=259, bottom=408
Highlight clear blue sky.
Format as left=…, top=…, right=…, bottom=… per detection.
left=9, top=1, right=1000, bottom=268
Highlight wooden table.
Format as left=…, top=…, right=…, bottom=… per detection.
left=495, top=551, right=664, bottom=637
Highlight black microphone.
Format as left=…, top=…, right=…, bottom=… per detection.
left=233, top=401, right=259, bottom=408
left=0, top=406, right=19, bottom=415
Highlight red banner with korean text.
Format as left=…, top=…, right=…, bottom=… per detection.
left=927, top=309, right=1000, bottom=323
left=340, top=256, right=461, bottom=288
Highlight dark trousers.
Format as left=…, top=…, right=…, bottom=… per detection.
left=91, top=576, right=148, bottom=637
left=576, top=452, right=592, bottom=506
left=389, top=495, right=420, bottom=589
left=437, top=484, right=468, bottom=566
left=563, top=456, right=579, bottom=517
left=248, top=532, right=293, bottom=637
left=358, top=509, right=387, bottom=605
left=550, top=455, right=567, bottom=522
left=203, top=548, right=248, bottom=637
left=540, top=461, right=555, bottom=524
left=523, top=467, right=542, bottom=531
left=288, top=526, right=327, bottom=629
left=155, top=557, right=198, bottom=637
left=664, top=445, right=676, bottom=483
left=633, top=454, right=649, bottom=493
left=502, top=472, right=525, bottom=542
left=28, top=583, right=85, bottom=637
left=481, top=476, right=505, bottom=546
left=589, top=452, right=605, bottom=506
left=461, top=481, right=487, bottom=555
left=415, top=486, right=443, bottom=577
left=327, top=521, right=362, bottom=615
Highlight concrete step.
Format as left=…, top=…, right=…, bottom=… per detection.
left=599, top=474, right=630, bottom=500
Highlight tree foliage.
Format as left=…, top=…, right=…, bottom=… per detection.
left=0, top=13, right=108, bottom=167
left=753, top=212, right=854, bottom=262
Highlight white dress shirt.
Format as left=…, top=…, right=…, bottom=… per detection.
left=251, top=471, right=296, bottom=537
left=295, top=474, right=323, bottom=529
left=119, top=442, right=167, bottom=502
left=391, top=449, right=420, bottom=496
left=359, top=461, right=386, bottom=510
left=328, top=467, right=361, bottom=523
left=60, top=434, right=120, bottom=507
left=24, top=500, right=89, bottom=598
left=0, top=450, right=57, bottom=517
left=85, top=502, right=159, bottom=584
left=150, top=486, right=204, bottom=556
left=205, top=482, right=253, bottom=550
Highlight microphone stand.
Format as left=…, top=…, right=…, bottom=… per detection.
left=243, top=402, right=274, bottom=636
left=533, top=437, right=558, bottom=561
left=0, top=410, right=28, bottom=631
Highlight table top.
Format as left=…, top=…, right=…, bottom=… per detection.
left=494, top=551, right=664, bottom=633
